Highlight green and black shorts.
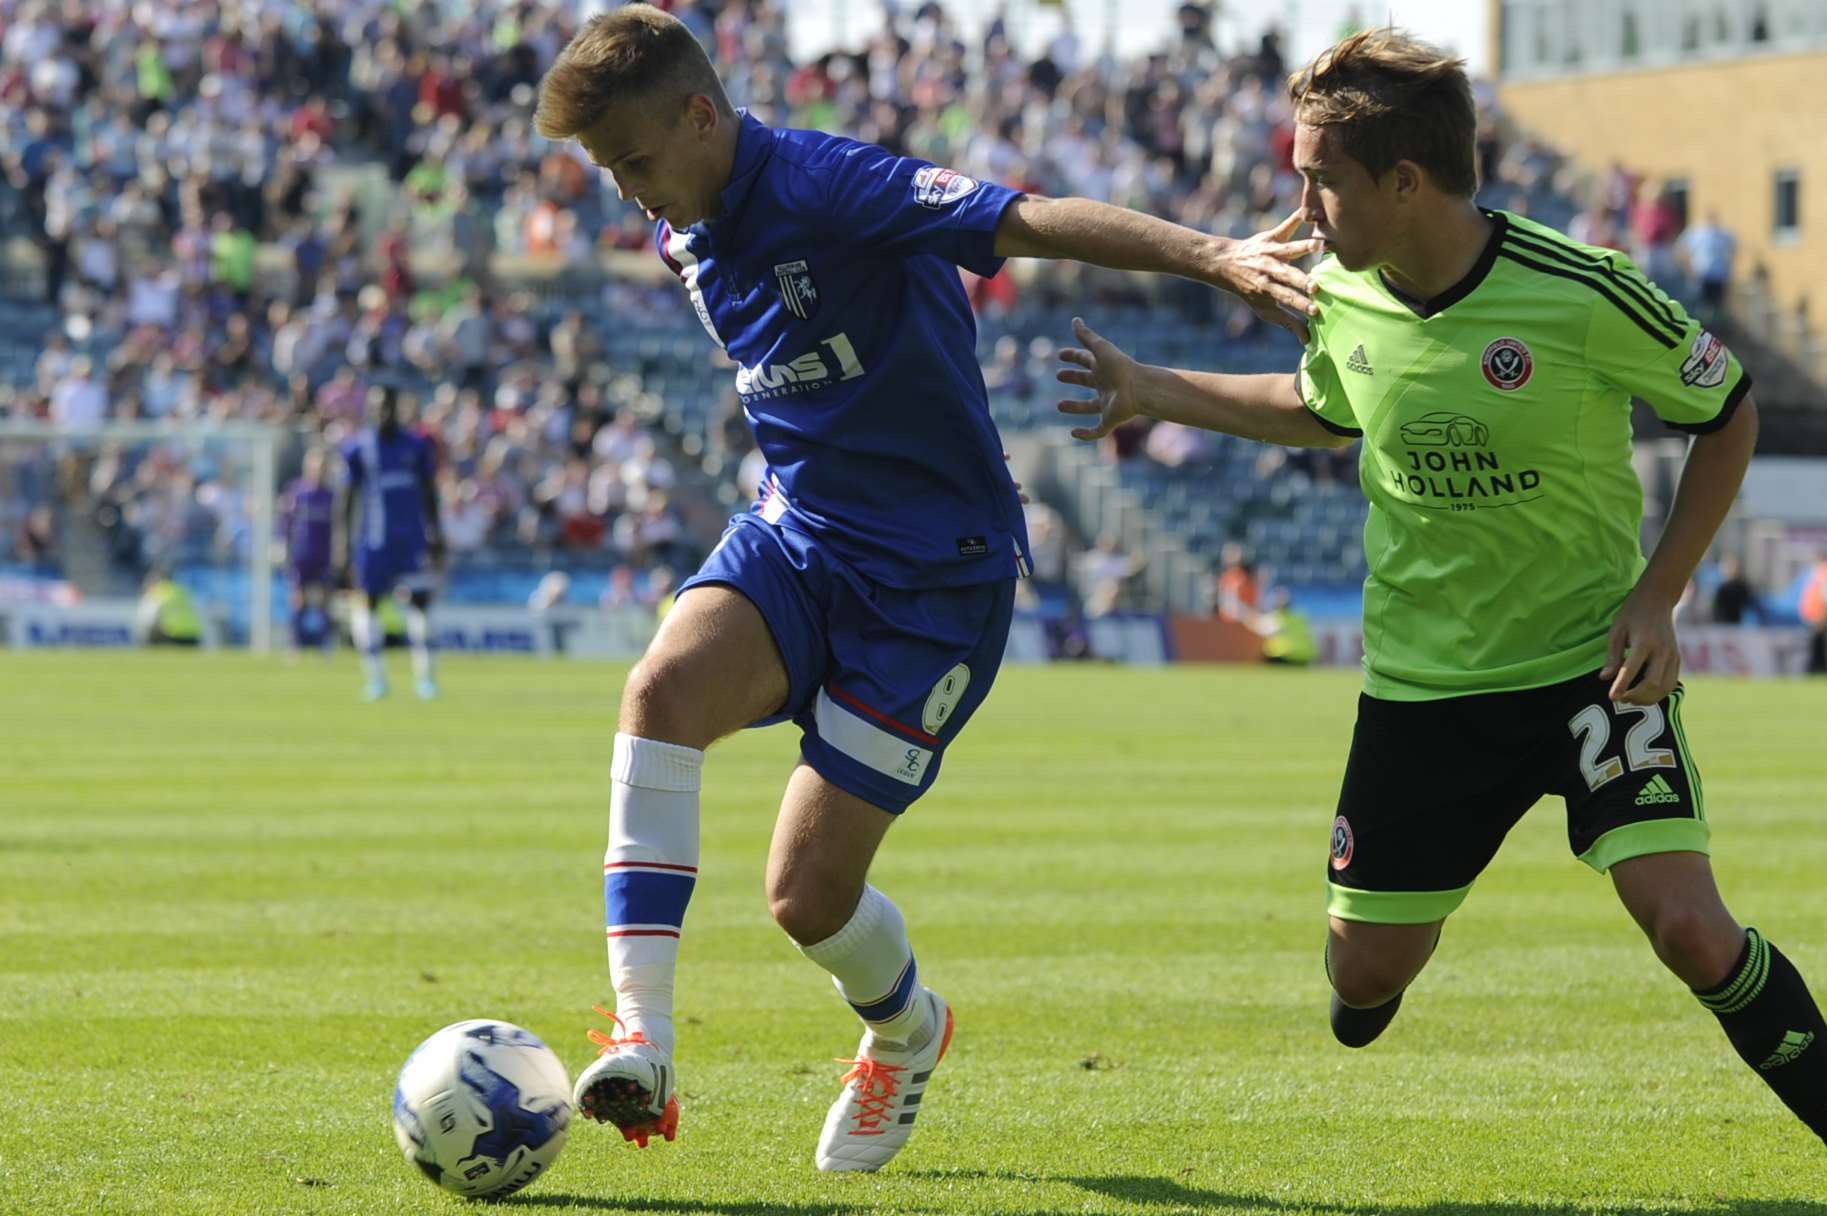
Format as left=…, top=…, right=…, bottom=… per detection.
left=1326, top=669, right=1708, bottom=925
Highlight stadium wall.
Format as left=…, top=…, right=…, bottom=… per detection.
left=1494, top=50, right=1827, bottom=324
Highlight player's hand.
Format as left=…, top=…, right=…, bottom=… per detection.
left=1056, top=317, right=1143, bottom=442
left=1212, top=211, right=1323, bottom=344
left=1601, top=585, right=1682, bottom=705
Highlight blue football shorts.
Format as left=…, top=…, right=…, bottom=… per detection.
left=679, top=513, right=1014, bottom=813
left=355, top=542, right=433, bottom=600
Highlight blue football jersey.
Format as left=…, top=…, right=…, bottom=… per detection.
left=341, top=427, right=435, bottom=554
left=655, top=112, right=1032, bottom=589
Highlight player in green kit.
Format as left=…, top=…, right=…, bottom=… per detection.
left=1055, top=28, right=1827, bottom=1150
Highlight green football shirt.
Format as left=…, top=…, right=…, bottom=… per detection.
left=1297, top=210, right=1752, bottom=701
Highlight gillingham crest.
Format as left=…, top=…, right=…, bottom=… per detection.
left=773, top=260, right=819, bottom=320
left=1481, top=337, right=1533, bottom=391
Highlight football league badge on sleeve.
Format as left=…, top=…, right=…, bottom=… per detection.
left=774, top=260, right=819, bottom=320
left=1680, top=330, right=1729, bottom=388
left=912, top=165, right=979, bottom=209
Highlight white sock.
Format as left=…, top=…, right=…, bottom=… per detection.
left=799, top=884, right=930, bottom=1047
left=604, top=732, right=703, bottom=1057
left=403, top=603, right=435, bottom=682
left=351, top=601, right=384, bottom=684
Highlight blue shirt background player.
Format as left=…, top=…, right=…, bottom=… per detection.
left=336, top=385, right=443, bottom=701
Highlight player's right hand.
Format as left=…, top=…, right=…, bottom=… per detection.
left=1056, top=317, right=1142, bottom=442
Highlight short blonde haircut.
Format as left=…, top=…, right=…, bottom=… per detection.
left=534, top=5, right=733, bottom=141
left=1288, top=29, right=1478, bottom=197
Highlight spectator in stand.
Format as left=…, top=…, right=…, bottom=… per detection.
left=1213, top=541, right=1260, bottom=624
left=1144, top=419, right=1217, bottom=467
left=16, top=504, right=58, bottom=567
left=1080, top=531, right=1145, bottom=619
left=1678, top=211, right=1738, bottom=322
left=1629, top=180, right=1683, bottom=289
left=1802, top=554, right=1827, bottom=675
left=1709, top=553, right=1758, bottom=624
left=50, top=356, right=106, bottom=430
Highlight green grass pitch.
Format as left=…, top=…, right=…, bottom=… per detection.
left=4, top=652, right=1825, bottom=1215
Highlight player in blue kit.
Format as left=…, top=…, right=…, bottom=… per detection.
left=337, top=385, right=443, bottom=702
left=279, top=447, right=336, bottom=655
left=533, top=4, right=1318, bottom=1170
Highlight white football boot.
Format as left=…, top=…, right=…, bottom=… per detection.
left=573, top=1007, right=679, bottom=1148
left=815, top=987, right=954, bottom=1172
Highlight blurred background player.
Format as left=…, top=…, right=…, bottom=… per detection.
left=532, top=2, right=1318, bottom=1174
left=338, top=385, right=443, bottom=701
left=279, top=447, right=336, bottom=657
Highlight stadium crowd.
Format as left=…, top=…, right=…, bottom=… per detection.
left=0, top=0, right=1768, bottom=615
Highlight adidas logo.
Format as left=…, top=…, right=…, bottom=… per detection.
left=1759, top=1029, right=1815, bottom=1070
left=1634, top=774, right=1680, bottom=806
left=1345, top=344, right=1374, bottom=375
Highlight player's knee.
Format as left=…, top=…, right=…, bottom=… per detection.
left=1327, top=951, right=1412, bottom=1010
left=619, top=653, right=708, bottom=747
left=766, top=873, right=852, bottom=945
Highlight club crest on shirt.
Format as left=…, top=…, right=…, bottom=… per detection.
left=1481, top=337, right=1534, bottom=391
left=773, top=259, right=819, bottom=320
left=912, top=165, right=978, bottom=209
left=1680, top=329, right=1728, bottom=389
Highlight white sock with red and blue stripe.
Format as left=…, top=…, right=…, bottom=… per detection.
left=799, top=884, right=931, bottom=1048
left=604, top=732, right=702, bottom=1058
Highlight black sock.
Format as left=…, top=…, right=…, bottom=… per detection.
left=1330, top=989, right=1403, bottom=1048
left=1694, top=927, right=1827, bottom=1143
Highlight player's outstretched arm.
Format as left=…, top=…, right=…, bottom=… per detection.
left=1602, top=392, right=1760, bottom=706
left=1055, top=317, right=1351, bottom=450
left=995, top=198, right=1321, bottom=342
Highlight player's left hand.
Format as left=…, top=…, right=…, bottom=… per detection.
left=1601, top=585, right=1682, bottom=705
left=1213, top=211, right=1323, bottom=345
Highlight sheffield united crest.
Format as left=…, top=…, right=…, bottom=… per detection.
left=774, top=260, right=819, bottom=320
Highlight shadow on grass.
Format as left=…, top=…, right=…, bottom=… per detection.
left=1071, top=1173, right=1827, bottom=1216
left=903, top=1170, right=1827, bottom=1216
left=503, top=1196, right=896, bottom=1216
left=494, top=1173, right=1827, bottom=1216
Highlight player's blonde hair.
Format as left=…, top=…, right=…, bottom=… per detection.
left=534, top=5, right=734, bottom=141
left=1288, top=29, right=1478, bottom=197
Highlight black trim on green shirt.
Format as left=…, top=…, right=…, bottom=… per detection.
left=1306, top=405, right=1363, bottom=438
left=1501, top=229, right=1685, bottom=341
left=1377, top=211, right=1508, bottom=319
left=1664, top=371, right=1753, bottom=435
left=1496, top=246, right=1682, bottom=350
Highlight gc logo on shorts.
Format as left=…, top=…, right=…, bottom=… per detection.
left=1331, top=816, right=1355, bottom=871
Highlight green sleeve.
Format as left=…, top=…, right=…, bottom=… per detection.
left=1296, top=335, right=1362, bottom=438
left=1586, top=256, right=1752, bottom=433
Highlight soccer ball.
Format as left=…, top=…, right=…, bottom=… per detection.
left=391, top=1019, right=572, bottom=1199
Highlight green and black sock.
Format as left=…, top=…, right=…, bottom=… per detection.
left=1694, top=927, right=1827, bottom=1143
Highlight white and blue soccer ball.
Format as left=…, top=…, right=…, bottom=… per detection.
left=392, top=1019, right=572, bottom=1199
